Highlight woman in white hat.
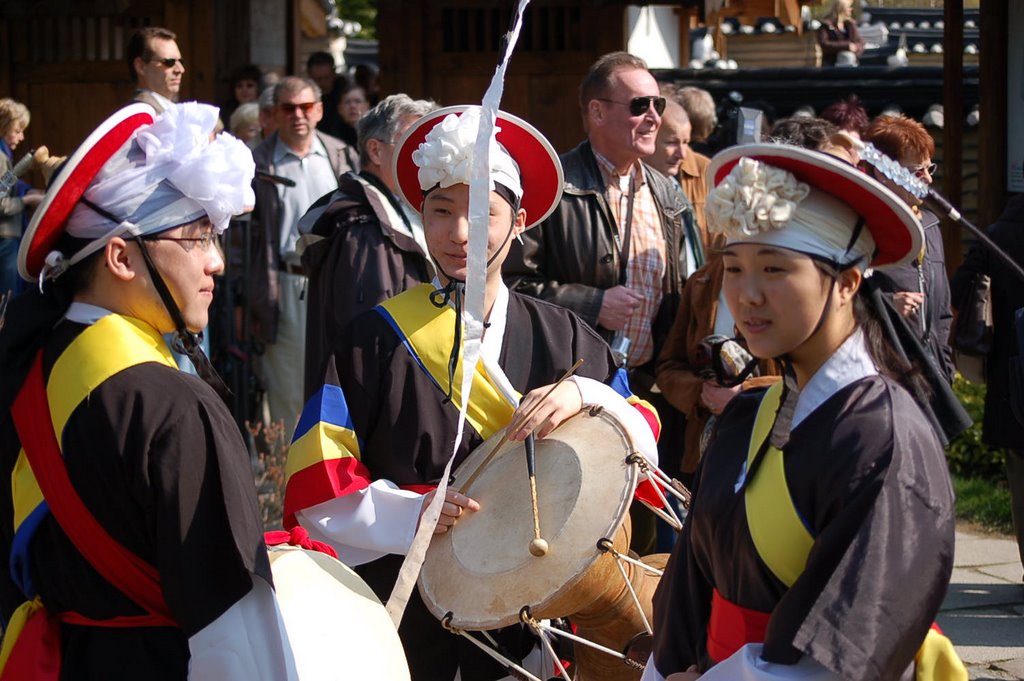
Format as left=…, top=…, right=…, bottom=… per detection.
left=645, top=145, right=961, bottom=680
left=0, top=103, right=295, bottom=680
left=282, top=106, right=663, bottom=680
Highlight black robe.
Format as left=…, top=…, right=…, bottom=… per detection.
left=327, top=290, right=623, bottom=681
left=650, top=376, right=955, bottom=680
left=0, top=317, right=270, bottom=680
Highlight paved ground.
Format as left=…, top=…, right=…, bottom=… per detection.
left=940, top=527, right=1023, bottom=680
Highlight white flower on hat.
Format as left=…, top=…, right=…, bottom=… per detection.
left=411, top=107, right=522, bottom=200
left=134, top=101, right=255, bottom=233
left=706, top=157, right=810, bottom=240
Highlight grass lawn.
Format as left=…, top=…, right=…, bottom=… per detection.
left=953, top=475, right=1015, bottom=535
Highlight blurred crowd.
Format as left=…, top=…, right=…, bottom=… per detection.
left=1, top=23, right=1020, bottom=575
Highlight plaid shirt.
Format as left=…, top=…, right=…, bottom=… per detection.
left=593, top=150, right=666, bottom=367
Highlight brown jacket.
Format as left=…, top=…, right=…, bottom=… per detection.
left=655, top=255, right=780, bottom=475
left=677, top=150, right=711, bottom=250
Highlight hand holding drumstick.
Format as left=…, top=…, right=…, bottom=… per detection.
left=505, top=378, right=583, bottom=442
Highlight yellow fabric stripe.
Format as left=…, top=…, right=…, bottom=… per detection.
left=0, top=597, right=45, bottom=671
left=285, top=422, right=361, bottom=482
left=744, top=381, right=815, bottom=588
left=379, top=285, right=517, bottom=439
left=915, top=628, right=968, bottom=681
left=47, top=315, right=175, bottom=437
left=11, top=453, right=43, bottom=530
left=10, top=315, right=175, bottom=533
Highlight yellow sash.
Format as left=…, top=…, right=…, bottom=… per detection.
left=11, top=315, right=175, bottom=535
left=377, top=285, right=517, bottom=439
left=744, top=381, right=814, bottom=588
left=744, top=384, right=967, bottom=681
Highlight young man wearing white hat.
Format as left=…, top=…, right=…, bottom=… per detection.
left=283, top=106, right=664, bottom=681
left=0, top=103, right=296, bottom=680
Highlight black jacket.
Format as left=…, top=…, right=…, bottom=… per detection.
left=871, top=209, right=955, bottom=382
left=504, top=139, right=694, bottom=358
left=299, top=170, right=433, bottom=399
left=951, top=194, right=1024, bottom=448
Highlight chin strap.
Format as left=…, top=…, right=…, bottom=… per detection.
left=429, top=278, right=464, bottom=404
left=133, top=237, right=231, bottom=402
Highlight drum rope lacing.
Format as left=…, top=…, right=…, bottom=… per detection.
left=626, top=453, right=692, bottom=530
left=519, top=606, right=646, bottom=674
left=595, top=537, right=662, bottom=638
left=441, top=612, right=549, bottom=681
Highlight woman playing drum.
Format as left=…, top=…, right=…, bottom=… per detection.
left=282, top=106, right=661, bottom=681
left=644, top=145, right=962, bottom=680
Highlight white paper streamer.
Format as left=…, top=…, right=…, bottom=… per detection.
left=386, top=0, right=531, bottom=627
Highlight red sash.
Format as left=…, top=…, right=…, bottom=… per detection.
left=707, top=588, right=771, bottom=663
left=4, top=352, right=176, bottom=679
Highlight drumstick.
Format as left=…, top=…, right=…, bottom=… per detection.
left=524, top=434, right=548, bottom=556
left=456, top=358, right=584, bottom=495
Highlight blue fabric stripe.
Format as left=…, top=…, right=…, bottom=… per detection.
left=291, top=384, right=355, bottom=444
left=10, top=502, right=49, bottom=599
left=610, top=368, right=634, bottom=399
left=374, top=305, right=444, bottom=394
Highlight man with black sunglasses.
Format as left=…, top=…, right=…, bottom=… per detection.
left=505, top=51, right=696, bottom=553
left=126, top=27, right=185, bottom=113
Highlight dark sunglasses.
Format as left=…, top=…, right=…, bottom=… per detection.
left=150, top=57, right=184, bottom=68
left=597, top=95, right=666, bottom=117
left=279, top=102, right=318, bottom=115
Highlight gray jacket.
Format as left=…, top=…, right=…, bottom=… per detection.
left=246, top=131, right=353, bottom=343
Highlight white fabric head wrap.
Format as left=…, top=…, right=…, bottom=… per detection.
left=411, top=107, right=523, bottom=201
left=706, top=157, right=876, bottom=270
left=58, top=102, right=254, bottom=271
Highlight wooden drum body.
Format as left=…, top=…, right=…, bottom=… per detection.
left=418, top=409, right=662, bottom=680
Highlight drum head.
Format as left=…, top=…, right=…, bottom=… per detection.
left=418, top=409, right=638, bottom=629
left=270, top=546, right=410, bottom=680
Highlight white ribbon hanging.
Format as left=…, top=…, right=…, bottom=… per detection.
left=387, top=0, right=531, bottom=627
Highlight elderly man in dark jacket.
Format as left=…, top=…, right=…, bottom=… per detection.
left=505, top=52, right=695, bottom=551
left=952, top=193, right=1024, bottom=576
left=297, top=94, right=438, bottom=399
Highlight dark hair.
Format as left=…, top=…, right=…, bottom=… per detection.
left=126, top=26, right=177, bottom=84
left=354, top=63, right=379, bottom=89
left=769, top=117, right=838, bottom=150
left=230, top=64, right=263, bottom=87
left=810, top=260, right=929, bottom=399
left=579, top=52, right=649, bottom=115
left=306, top=51, right=335, bottom=71
left=820, top=95, right=869, bottom=136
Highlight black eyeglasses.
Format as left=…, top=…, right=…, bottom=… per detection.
left=149, top=57, right=184, bottom=68
left=147, top=232, right=219, bottom=252
left=596, top=96, right=666, bottom=117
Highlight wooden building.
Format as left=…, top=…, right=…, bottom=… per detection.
left=0, top=0, right=1016, bottom=269
left=0, top=0, right=311, bottom=167
left=378, top=0, right=654, bottom=154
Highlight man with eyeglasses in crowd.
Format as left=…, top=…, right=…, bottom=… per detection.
left=296, top=94, right=438, bottom=400
left=247, top=76, right=352, bottom=430
left=505, top=51, right=695, bottom=553
left=126, top=27, right=185, bottom=114
left=864, top=113, right=955, bottom=384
